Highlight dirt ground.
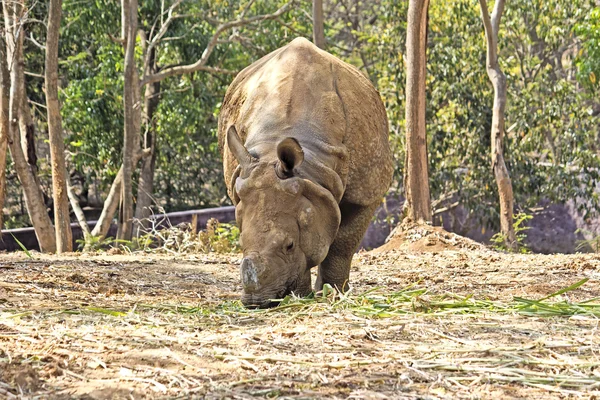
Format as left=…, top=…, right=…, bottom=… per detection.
left=1, top=234, right=599, bottom=399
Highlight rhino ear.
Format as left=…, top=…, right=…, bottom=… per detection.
left=299, top=180, right=341, bottom=266
left=227, top=125, right=255, bottom=169
left=228, top=165, right=242, bottom=204
left=276, top=137, right=304, bottom=179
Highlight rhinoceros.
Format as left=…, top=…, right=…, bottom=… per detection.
left=218, top=37, right=393, bottom=307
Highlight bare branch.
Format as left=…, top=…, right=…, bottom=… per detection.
left=28, top=98, right=47, bottom=109
left=144, top=0, right=183, bottom=72
left=108, top=32, right=125, bottom=44
left=24, top=70, right=45, bottom=79
left=490, top=0, right=505, bottom=39
left=27, top=32, right=46, bottom=50
left=478, top=0, right=497, bottom=67
left=141, top=1, right=293, bottom=86
left=432, top=200, right=461, bottom=216
left=240, top=0, right=256, bottom=19
left=22, top=18, right=47, bottom=29
left=168, top=64, right=237, bottom=76
left=275, top=16, right=307, bottom=37
left=67, top=182, right=91, bottom=239
left=156, top=23, right=201, bottom=44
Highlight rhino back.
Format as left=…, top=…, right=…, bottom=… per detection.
left=219, top=37, right=393, bottom=206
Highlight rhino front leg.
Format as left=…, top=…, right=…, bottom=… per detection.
left=315, top=201, right=379, bottom=292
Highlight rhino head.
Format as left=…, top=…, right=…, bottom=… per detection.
left=226, top=126, right=341, bottom=308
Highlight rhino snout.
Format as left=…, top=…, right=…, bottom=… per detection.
left=241, top=257, right=261, bottom=292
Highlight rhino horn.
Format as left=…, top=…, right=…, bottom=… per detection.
left=227, top=125, right=256, bottom=169
left=276, top=137, right=304, bottom=179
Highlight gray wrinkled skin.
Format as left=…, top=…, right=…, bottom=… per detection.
left=218, top=38, right=393, bottom=308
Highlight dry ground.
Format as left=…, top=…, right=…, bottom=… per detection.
left=1, top=236, right=599, bottom=399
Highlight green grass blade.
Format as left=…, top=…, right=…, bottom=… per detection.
left=10, top=233, right=33, bottom=259
left=537, top=278, right=589, bottom=301
left=85, top=306, right=127, bottom=317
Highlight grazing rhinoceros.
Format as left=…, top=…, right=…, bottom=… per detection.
left=218, top=37, right=393, bottom=307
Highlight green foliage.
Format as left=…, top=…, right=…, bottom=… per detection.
left=3, top=214, right=31, bottom=230
left=502, top=0, right=600, bottom=220
left=490, top=213, right=533, bottom=253
left=575, top=229, right=600, bottom=253
left=575, top=7, right=600, bottom=92
left=198, top=218, right=241, bottom=253
left=134, top=217, right=240, bottom=254
left=5, top=0, right=599, bottom=241
left=56, top=0, right=304, bottom=209
left=324, top=0, right=599, bottom=229
left=75, top=235, right=114, bottom=252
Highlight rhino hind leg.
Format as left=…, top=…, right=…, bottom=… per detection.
left=315, top=201, right=380, bottom=292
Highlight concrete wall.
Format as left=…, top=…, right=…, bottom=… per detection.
left=2, top=199, right=599, bottom=253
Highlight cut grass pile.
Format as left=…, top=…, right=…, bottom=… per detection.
left=119, top=280, right=600, bottom=397
left=143, top=278, right=600, bottom=320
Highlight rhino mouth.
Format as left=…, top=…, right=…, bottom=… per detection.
left=241, top=268, right=312, bottom=308
left=241, top=286, right=293, bottom=309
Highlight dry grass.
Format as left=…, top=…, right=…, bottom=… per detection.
left=0, top=247, right=599, bottom=399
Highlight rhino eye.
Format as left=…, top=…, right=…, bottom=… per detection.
left=285, top=241, right=294, bottom=252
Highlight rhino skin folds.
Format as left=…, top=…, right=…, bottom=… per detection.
left=218, top=37, right=393, bottom=308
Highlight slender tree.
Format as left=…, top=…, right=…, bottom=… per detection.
left=0, top=35, right=9, bottom=232
left=116, top=0, right=139, bottom=242
left=133, top=32, right=160, bottom=237
left=61, top=1, right=295, bottom=245
left=313, top=0, right=325, bottom=49
left=403, top=0, right=432, bottom=224
left=110, top=1, right=293, bottom=241
left=478, top=0, right=517, bottom=250
left=2, top=0, right=56, bottom=252
left=46, top=0, right=73, bottom=252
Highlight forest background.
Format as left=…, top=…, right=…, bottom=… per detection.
left=1, top=0, right=599, bottom=251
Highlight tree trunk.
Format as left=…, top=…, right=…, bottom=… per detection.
left=4, top=0, right=45, bottom=200
left=403, top=0, right=432, bottom=224
left=91, top=165, right=123, bottom=240
left=312, top=0, right=326, bottom=49
left=117, top=0, right=139, bottom=242
left=19, top=87, right=39, bottom=180
left=478, top=0, right=516, bottom=250
left=134, top=45, right=159, bottom=238
left=67, top=182, right=91, bottom=243
left=46, top=0, right=73, bottom=253
left=90, top=149, right=148, bottom=243
left=3, top=2, right=56, bottom=252
left=12, top=15, right=42, bottom=190
left=0, top=35, right=9, bottom=233
left=104, top=1, right=291, bottom=242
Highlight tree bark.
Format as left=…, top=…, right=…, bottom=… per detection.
left=92, top=165, right=124, bottom=240
left=3, top=2, right=56, bottom=252
left=19, top=85, right=39, bottom=180
left=91, top=149, right=147, bottom=242
left=312, top=0, right=326, bottom=49
left=478, top=0, right=517, bottom=250
left=0, top=35, right=9, bottom=233
left=117, top=0, right=139, bottom=242
left=403, top=0, right=432, bottom=224
left=67, top=182, right=91, bottom=242
left=11, top=13, right=42, bottom=189
left=4, top=1, right=44, bottom=199
left=134, top=43, right=159, bottom=237
left=46, top=0, right=73, bottom=253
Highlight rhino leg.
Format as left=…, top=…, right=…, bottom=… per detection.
left=315, top=201, right=379, bottom=292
